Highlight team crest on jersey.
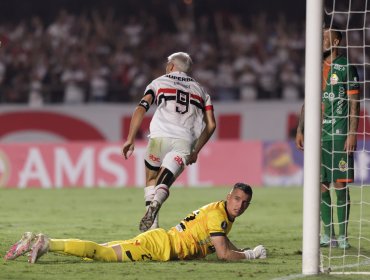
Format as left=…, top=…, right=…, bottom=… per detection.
left=221, top=221, right=227, bottom=230
left=330, top=73, right=339, bottom=85
left=339, top=158, right=348, bottom=172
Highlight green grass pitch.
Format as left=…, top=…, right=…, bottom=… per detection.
left=1, top=186, right=369, bottom=280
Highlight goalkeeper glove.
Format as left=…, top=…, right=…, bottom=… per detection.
left=243, top=245, right=267, bottom=260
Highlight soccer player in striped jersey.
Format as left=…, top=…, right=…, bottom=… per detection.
left=122, top=52, right=216, bottom=232
left=5, top=183, right=267, bottom=263
left=296, top=27, right=360, bottom=249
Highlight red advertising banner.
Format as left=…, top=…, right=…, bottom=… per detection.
left=0, top=141, right=263, bottom=188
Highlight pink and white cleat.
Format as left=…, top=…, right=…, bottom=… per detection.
left=28, top=234, right=50, bottom=264
left=4, top=232, right=36, bottom=260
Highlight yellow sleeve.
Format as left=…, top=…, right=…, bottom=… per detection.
left=207, top=210, right=228, bottom=236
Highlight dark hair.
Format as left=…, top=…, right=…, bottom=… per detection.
left=232, top=183, right=253, bottom=197
left=324, top=24, right=343, bottom=42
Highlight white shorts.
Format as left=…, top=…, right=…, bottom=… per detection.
left=144, top=137, right=193, bottom=176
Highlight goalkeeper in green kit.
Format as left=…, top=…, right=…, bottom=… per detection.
left=296, top=26, right=360, bottom=249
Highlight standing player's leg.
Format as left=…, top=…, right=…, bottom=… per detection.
left=144, top=165, right=160, bottom=229
left=140, top=138, right=191, bottom=232
left=334, top=182, right=351, bottom=249
left=320, top=140, right=337, bottom=247
left=332, top=139, right=353, bottom=249
left=320, top=182, right=336, bottom=247
left=142, top=138, right=166, bottom=230
left=139, top=165, right=179, bottom=232
left=140, top=151, right=188, bottom=232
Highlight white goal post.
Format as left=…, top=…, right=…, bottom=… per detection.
left=302, top=0, right=323, bottom=275
left=303, top=0, right=370, bottom=275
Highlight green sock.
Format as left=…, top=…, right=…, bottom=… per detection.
left=336, top=188, right=350, bottom=237
left=321, top=191, right=334, bottom=236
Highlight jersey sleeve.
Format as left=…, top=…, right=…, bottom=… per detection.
left=347, top=65, right=360, bottom=95
left=204, top=93, right=214, bottom=112
left=207, top=210, right=229, bottom=237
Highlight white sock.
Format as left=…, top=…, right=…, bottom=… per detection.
left=153, top=184, right=170, bottom=205
left=144, top=185, right=155, bottom=204
left=144, top=185, right=159, bottom=228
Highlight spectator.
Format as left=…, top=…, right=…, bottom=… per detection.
left=61, top=58, right=87, bottom=104
left=0, top=1, right=338, bottom=103
left=280, top=62, right=301, bottom=100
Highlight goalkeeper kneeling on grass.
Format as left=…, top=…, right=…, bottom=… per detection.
left=5, top=183, right=266, bottom=263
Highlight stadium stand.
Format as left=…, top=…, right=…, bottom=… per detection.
left=0, top=0, right=307, bottom=104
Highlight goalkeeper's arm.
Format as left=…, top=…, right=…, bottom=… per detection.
left=211, top=236, right=266, bottom=260
left=224, top=236, right=244, bottom=252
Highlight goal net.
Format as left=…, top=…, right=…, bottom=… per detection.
left=320, top=0, right=370, bottom=275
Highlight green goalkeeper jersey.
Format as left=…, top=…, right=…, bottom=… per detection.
left=321, top=55, right=360, bottom=141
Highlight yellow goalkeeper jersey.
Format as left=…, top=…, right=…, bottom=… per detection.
left=167, top=200, right=233, bottom=260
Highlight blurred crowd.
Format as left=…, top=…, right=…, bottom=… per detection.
left=0, top=1, right=367, bottom=106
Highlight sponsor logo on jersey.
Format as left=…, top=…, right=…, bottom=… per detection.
left=149, top=154, right=160, bottom=163
left=165, top=74, right=194, bottom=82
left=330, top=73, right=339, bottom=85
left=323, top=92, right=335, bottom=102
left=174, top=155, right=184, bottom=166
left=336, top=97, right=344, bottom=114
left=339, top=158, right=348, bottom=172
left=339, top=86, right=345, bottom=95
left=323, top=118, right=336, bottom=124
left=333, top=64, right=345, bottom=71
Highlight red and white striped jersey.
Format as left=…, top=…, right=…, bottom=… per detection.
left=144, top=71, right=214, bottom=142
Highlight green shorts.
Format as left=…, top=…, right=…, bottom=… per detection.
left=321, top=140, right=354, bottom=183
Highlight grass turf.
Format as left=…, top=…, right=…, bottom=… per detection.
left=0, top=186, right=369, bottom=280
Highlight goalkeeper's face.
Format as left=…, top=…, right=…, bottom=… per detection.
left=226, top=188, right=252, bottom=219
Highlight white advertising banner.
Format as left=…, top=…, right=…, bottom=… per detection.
left=0, top=102, right=303, bottom=142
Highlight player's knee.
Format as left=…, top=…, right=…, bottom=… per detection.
left=145, top=160, right=160, bottom=173
left=334, top=182, right=346, bottom=190
left=162, top=152, right=186, bottom=174
left=156, top=168, right=175, bottom=186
